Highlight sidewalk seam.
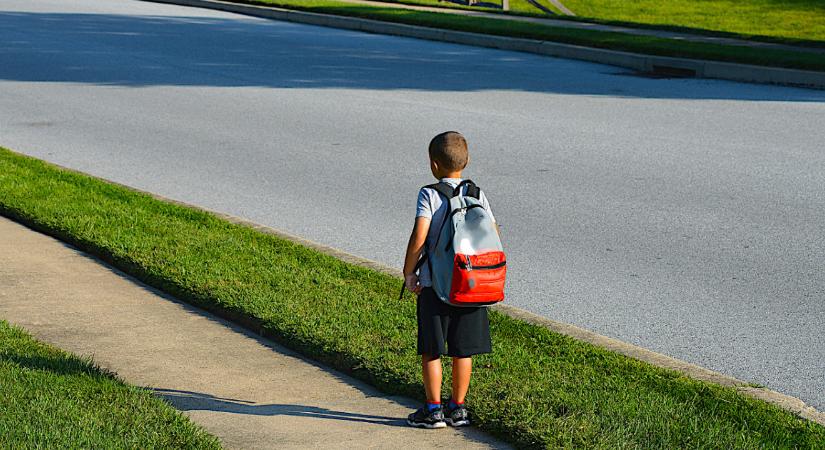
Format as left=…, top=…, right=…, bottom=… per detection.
left=1, top=147, right=822, bottom=427
left=141, top=0, right=825, bottom=89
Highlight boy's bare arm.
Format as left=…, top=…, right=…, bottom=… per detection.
left=403, top=217, right=431, bottom=294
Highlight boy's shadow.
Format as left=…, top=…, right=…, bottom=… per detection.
left=153, top=388, right=407, bottom=428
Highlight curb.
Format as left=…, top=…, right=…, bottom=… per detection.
left=4, top=148, right=822, bottom=428
left=142, top=0, right=825, bottom=89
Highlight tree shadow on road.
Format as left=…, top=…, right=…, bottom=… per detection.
left=1, top=9, right=824, bottom=101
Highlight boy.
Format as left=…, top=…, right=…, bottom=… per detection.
left=403, top=131, right=496, bottom=429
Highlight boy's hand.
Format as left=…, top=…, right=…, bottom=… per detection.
left=405, top=274, right=422, bottom=295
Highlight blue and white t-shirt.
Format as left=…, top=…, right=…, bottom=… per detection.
left=415, top=178, right=495, bottom=287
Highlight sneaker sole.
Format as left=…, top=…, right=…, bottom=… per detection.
left=407, top=419, right=447, bottom=429
left=446, top=418, right=470, bottom=427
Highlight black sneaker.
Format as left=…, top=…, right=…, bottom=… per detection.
left=445, top=402, right=470, bottom=427
left=407, top=406, right=447, bottom=429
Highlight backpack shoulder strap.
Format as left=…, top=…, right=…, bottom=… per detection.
left=425, top=180, right=481, bottom=200
left=424, top=182, right=455, bottom=201
left=453, top=179, right=480, bottom=199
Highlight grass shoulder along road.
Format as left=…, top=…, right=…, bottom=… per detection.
left=0, top=320, right=220, bottom=448
left=1, top=146, right=824, bottom=448
left=199, top=0, right=825, bottom=73
left=367, top=0, right=825, bottom=46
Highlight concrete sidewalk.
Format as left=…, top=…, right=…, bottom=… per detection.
left=0, top=216, right=507, bottom=449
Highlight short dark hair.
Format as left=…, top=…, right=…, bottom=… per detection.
left=428, top=131, right=468, bottom=171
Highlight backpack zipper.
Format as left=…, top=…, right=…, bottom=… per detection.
left=457, top=259, right=506, bottom=270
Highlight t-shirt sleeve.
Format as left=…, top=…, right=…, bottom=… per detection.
left=479, top=190, right=496, bottom=223
left=416, top=188, right=433, bottom=219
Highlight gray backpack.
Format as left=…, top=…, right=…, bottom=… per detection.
left=402, top=180, right=506, bottom=307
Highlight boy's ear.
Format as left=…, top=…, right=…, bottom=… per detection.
left=430, top=159, right=439, bottom=173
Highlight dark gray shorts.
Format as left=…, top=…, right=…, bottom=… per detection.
left=416, top=287, right=492, bottom=358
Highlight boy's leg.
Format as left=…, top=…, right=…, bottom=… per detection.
left=417, top=288, right=449, bottom=404
left=445, top=356, right=472, bottom=427
left=422, top=353, right=442, bottom=403
left=443, top=306, right=490, bottom=427
left=408, top=352, right=447, bottom=429
left=408, top=288, right=448, bottom=428
left=450, top=356, right=472, bottom=403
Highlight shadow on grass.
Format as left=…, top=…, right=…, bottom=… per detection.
left=0, top=352, right=110, bottom=378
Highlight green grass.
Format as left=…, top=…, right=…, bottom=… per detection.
left=221, top=0, right=825, bottom=73
left=559, top=0, right=825, bottom=44
left=362, top=0, right=825, bottom=45
left=0, top=320, right=221, bottom=448
left=1, top=146, right=823, bottom=448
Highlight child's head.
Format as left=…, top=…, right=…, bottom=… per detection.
left=428, top=131, right=469, bottom=178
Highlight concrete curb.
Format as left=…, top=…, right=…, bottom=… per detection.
left=4, top=148, right=822, bottom=428
left=142, top=0, right=825, bottom=89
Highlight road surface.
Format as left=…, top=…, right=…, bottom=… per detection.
left=2, top=0, right=824, bottom=411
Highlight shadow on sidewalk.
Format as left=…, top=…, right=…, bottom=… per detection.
left=152, top=387, right=408, bottom=427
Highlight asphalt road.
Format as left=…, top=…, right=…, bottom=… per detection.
left=2, top=0, right=824, bottom=411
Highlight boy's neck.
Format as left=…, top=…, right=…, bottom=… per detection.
left=439, top=171, right=462, bottom=180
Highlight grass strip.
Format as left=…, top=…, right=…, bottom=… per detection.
left=1, top=146, right=823, bottom=448
left=207, top=0, right=825, bottom=73
left=0, top=320, right=221, bottom=449
left=361, top=0, right=825, bottom=47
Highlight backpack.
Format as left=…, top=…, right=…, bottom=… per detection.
left=400, top=179, right=507, bottom=307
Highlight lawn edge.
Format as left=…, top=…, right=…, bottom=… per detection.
left=141, top=0, right=825, bottom=89
left=346, top=0, right=825, bottom=49
left=2, top=146, right=823, bottom=428
left=0, top=320, right=222, bottom=448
